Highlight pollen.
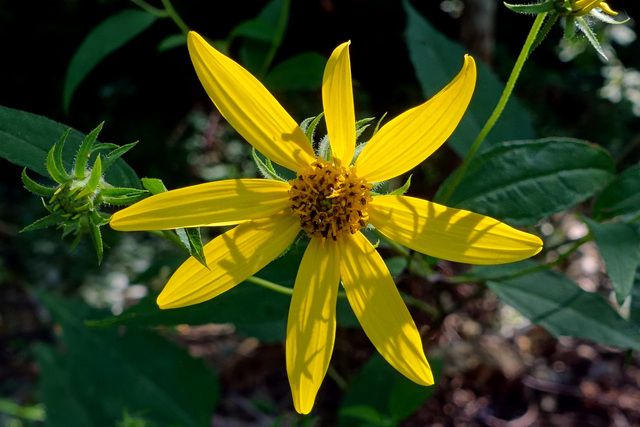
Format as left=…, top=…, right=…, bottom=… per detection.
left=289, top=159, right=373, bottom=241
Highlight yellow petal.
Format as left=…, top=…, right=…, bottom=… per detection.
left=355, top=55, right=476, bottom=183
left=287, top=238, right=340, bottom=414
left=188, top=31, right=315, bottom=172
left=339, top=232, right=433, bottom=386
left=157, top=211, right=300, bottom=309
left=323, top=41, right=355, bottom=167
left=110, top=179, right=291, bottom=231
left=368, top=195, right=543, bottom=264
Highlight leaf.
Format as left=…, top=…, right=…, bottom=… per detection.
left=584, top=218, right=640, bottom=305
left=158, top=33, right=187, bottom=52
left=435, top=138, right=615, bottom=226
left=34, top=292, right=219, bottom=427
left=404, top=0, right=535, bottom=156
left=63, top=10, right=156, bottom=113
left=236, top=0, right=290, bottom=76
left=264, top=52, right=326, bottom=91
left=0, top=105, right=140, bottom=188
left=141, top=177, right=168, bottom=195
left=338, top=354, right=442, bottom=427
left=487, top=269, right=640, bottom=350
left=630, top=267, right=640, bottom=329
left=593, top=164, right=640, bottom=221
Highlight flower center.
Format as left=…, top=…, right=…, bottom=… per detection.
left=289, top=159, right=373, bottom=241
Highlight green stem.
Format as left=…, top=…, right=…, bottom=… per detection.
left=400, top=291, right=439, bottom=317
left=245, top=275, right=293, bottom=295
left=327, top=365, right=348, bottom=390
left=160, top=0, right=191, bottom=34
left=129, top=0, right=169, bottom=17
left=449, top=234, right=592, bottom=284
left=439, top=12, right=548, bottom=204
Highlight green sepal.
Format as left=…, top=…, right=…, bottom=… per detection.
left=74, top=122, right=103, bottom=177
left=591, top=9, right=629, bottom=25
left=88, top=211, right=104, bottom=264
left=252, top=148, right=286, bottom=181
left=576, top=17, right=607, bottom=59
left=21, top=211, right=66, bottom=233
left=372, top=112, right=387, bottom=137
left=318, top=135, right=331, bottom=162
left=301, top=112, right=324, bottom=144
left=387, top=175, right=412, bottom=196
left=504, top=1, right=556, bottom=14
left=91, top=142, right=119, bottom=152
left=101, top=141, right=138, bottom=171
left=75, top=155, right=102, bottom=199
left=564, top=16, right=576, bottom=39
left=21, top=169, right=56, bottom=197
left=175, top=227, right=209, bottom=269
left=101, top=187, right=150, bottom=205
left=142, top=177, right=168, bottom=195
left=530, top=13, right=558, bottom=54
left=46, top=133, right=72, bottom=184
left=355, top=117, right=375, bottom=141
left=186, top=227, right=208, bottom=269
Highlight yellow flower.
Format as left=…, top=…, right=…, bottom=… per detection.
left=110, top=31, right=543, bottom=414
left=571, top=0, right=618, bottom=16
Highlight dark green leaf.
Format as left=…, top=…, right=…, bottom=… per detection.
left=584, top=218, right=640, bottom=305
left=63, top=10, right=156, bottom=113
left=186, top=227, right=208, bottom=268
left=88, top=214, right=104, bottom=264
left=34, top=292, right=219, bottom=427
left=158, top=33, right=187, bottom=52
left=0, top=105, right=140, bottom=188
left=404, top=0, right=535, bottom=157
left=487, top=269, right=640, bottom=350
left=338, top=354, right=442, bottom=427
left=630, top=267, right=640, bottom=329
left=265, top=52, right=326, bottom=91
left=593, top=164, right=640, bottom=221
left=101, top=187, right=149, bottom=205
left=435, top=138, right=615, bottom=226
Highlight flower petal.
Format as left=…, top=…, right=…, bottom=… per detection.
left=110, top=179, right=291, bottom=231
left=369, top=195, right=543, bottom=264
left=323, top=41, right=355, bottom=167
left=339, top=232, right=433, bottom=386
left=157, top=211, right=300, bottom=309
left=355, top=55, right=476, bottom=183
left=287, top=238, right=340, bottom=414
left=188, top=31, right=315, bottom=172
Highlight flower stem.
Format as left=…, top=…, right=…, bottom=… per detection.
left=160, top=0, right=191, bottom=34
left=245, top=275, right=293, bottom=295
left=439, top=12, right=548, bottom=204
left=129, top=0, right=169, bottom=17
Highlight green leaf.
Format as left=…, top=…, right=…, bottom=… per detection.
left=338, top=354, right=442, bottom=427
left=575, top=17, right=607, bottom=60
left=141, top=177, right=168, bottom=194
left=236, top=0, right=290, bottom=76
left=404, top=0, right=535, bottom=157
left=252, top=148, right=285, bottom=181
left=46, top=138, right=71, bottom=184
left=264, top=52, right=326, bottom=91
left=0, top=105, right=140, bottom=188
left=630, top=267, right=640, bottom=329
left=63, top=10, right=157, bottom=113
left=177, top=227, right=208, bottom=268
left=74, top=122, right=103, bottom=177
left=101, top=141, right=138, bottom=172
left=158, top=33, right=187, bottom=52
left=34, top=292, right=219, bottom=427
left=88, top=213, right=104, bottom=264
left=593, top=164, right=640, bottom=221
left=487, top=269, right=640, bottom=350
left=435, top=138, right=615, bottom=226
left=584, top=218, right=640, bottom=305
left=387, top=175, right=412, bottom=196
